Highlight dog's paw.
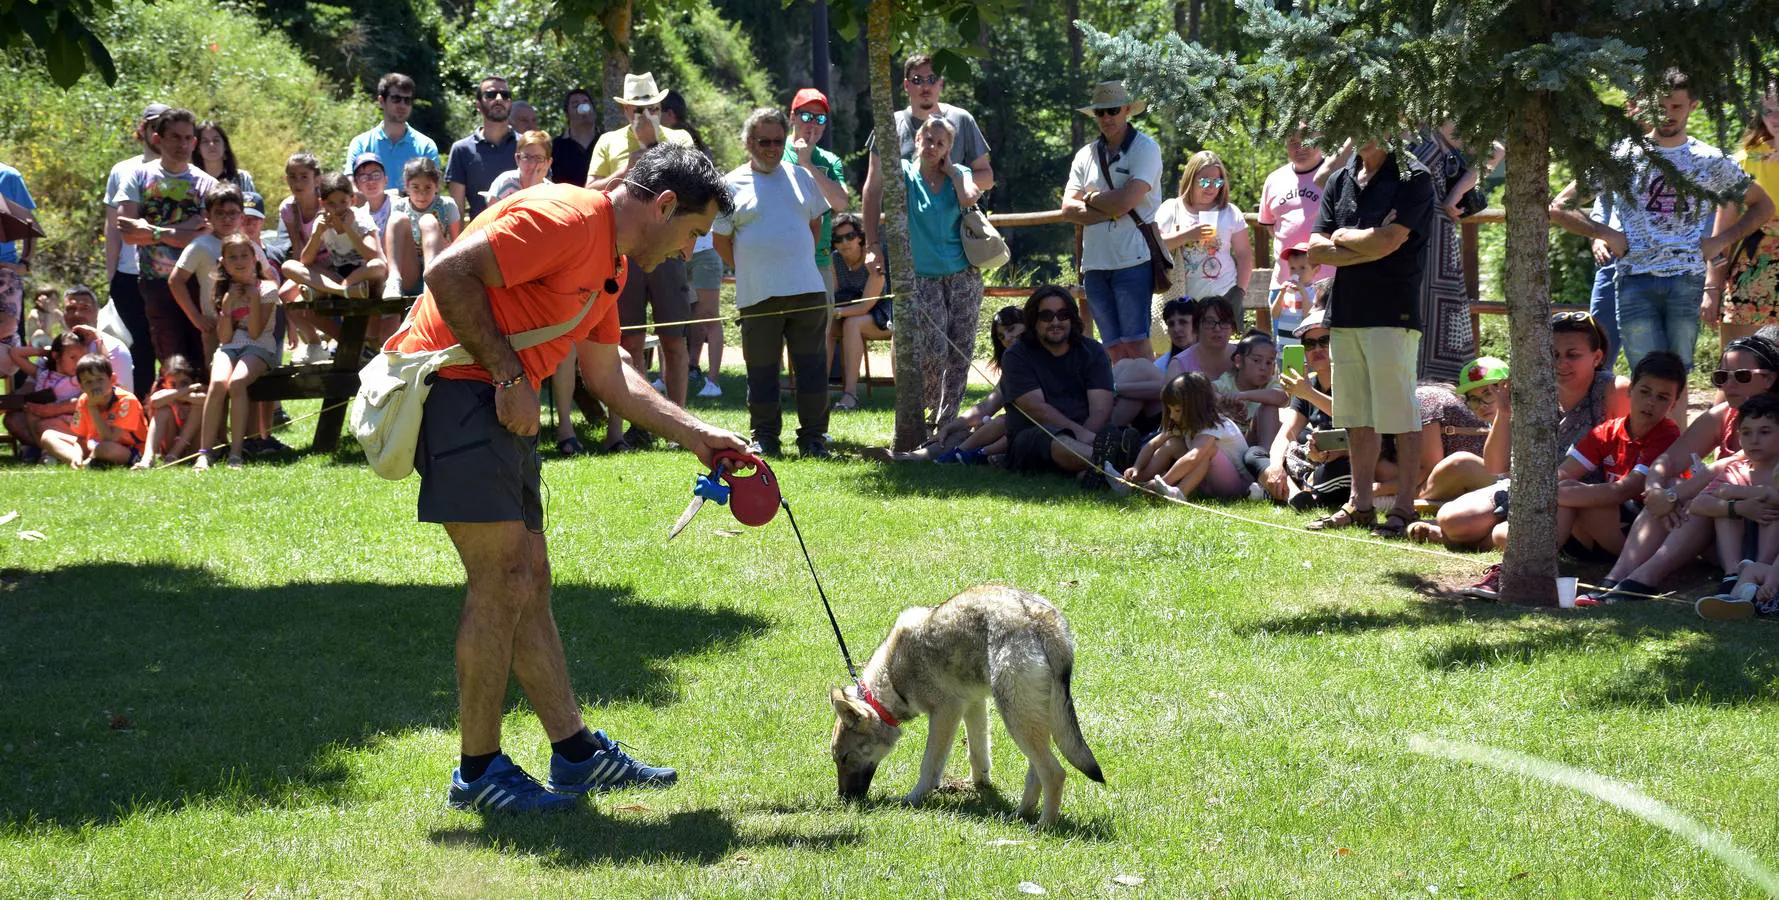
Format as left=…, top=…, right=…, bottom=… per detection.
left=900, top=790, right=931, bottom=807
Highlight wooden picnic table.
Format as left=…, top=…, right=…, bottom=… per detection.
left=249, top=293, right=413, bottom=453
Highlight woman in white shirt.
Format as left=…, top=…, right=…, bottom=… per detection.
left=1155, top=150, right=1254, bottom=312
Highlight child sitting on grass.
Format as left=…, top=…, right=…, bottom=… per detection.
left=281, top=172, right=387, bottom=301
left=1551, top=351, right=1685, bottom=559
left=133, top=354, right=204, bottom=469
left=1598, top=392, right=1779, bottom=608
left=1214, top=330, right=1288, bottom=452
left=4, top=331, right=86, bottom=458
left=196, top=235, right=280, bottom=471
left=38, top=354, right=147, bottom=468
left=1116, top=371, right=1257, bottom=501
left=386, top=157, right=461, bottom=296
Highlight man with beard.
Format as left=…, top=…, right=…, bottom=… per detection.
left=446, top=75, right=518, bottom=221
left=998, top=284, right=1114, bottom=476
left=1551, top=68, right=1772, bottom=369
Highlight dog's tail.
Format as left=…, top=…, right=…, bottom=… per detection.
left=1034, top=611, right=1104, bottom=784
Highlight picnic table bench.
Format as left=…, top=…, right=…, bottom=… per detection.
left=248, top=292, right=413, bottom=453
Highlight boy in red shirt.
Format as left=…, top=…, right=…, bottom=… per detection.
left=1556, top=350, right=1686, bottom=558
left=39, top=353, right=148, bottom=468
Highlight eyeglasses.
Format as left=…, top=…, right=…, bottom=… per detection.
left=1093, top=106, right=1124, bottom=118
left=517, top=153, right=549, bottom=163
left=907, top=74, right=942, bottom=86
left=753, top=137, right=786, bottom=147
left=382, top=94, right=414, bottom=105
left=1036, top=308, right=1071, bottom=323
left=1713, top=368, right=1774, bottom=386
left=1300, top=335, right=1331, bottom=350
left=1200, top=317, right=1231, bottom=329
left=1196, top=177, right=1226, bottom=189
left=832, top=231, right=861, bottom=244
left=481, top=89, right=512, bottom=100
left=796, top=110, right=829, bottom=125
left=353, top=169, right=386, bottom=181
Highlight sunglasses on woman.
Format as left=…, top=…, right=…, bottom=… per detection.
left=1713, top=368, right=1774, bottom=386
left=831, top=231, right=861, bottom=246
left=1196, top=177, right=1225, bottom=189
left=1299, top=335, right=1331, bottom=350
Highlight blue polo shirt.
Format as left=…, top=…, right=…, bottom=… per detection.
left=445, top=126, right=517, bottom=220
left=345, top=124, right=440, bottom=186
left=0, top=163, right=36, bottom=264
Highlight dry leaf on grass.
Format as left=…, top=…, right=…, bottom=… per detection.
left=18, top=530, right=46, bottom=542
left=0, top=511, right=18, bottom=526
left=983, top=838, right=1028, bottom=847
left=1112, top=874, right=1145, bottom=886
left=1016, top=882, right=1047, bottom=895
left=714, top=528, right=743, bottom=537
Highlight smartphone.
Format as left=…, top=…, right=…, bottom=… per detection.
left=1281, top=343, right=1306, bottom=377
left=1311, top=428, right=1349, bottom=453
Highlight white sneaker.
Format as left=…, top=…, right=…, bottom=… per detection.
left=697, top=379, right=722, bottom=398
left=1247, top=482, right=1267, bottom=502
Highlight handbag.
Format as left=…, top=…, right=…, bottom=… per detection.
left=350, top=292, right=597, bottom=480
left=942, top=166, right=1010, bottom=270
left=1094, top=127, right=1173, bottom=294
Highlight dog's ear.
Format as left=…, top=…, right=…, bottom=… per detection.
left=830, top=686, right=873, bottom=726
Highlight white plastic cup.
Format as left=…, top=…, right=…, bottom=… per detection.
left=1556, top=577, right=1579, bottom=608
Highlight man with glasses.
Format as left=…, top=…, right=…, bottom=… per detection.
left=999, top=286, right=1114, bottom=476
left=345, top=73, right=440, bottom=193
left=1061, top=81, right=1164, bottom=364
left=586, top=73, right=698, bottom=448
left=1304, top=139, right=1436, bottom=537
left=447, top=75, right=518, bottom=221
left=860, top=53, right=994, bottom=269
left=786, top=88, right=850, bottom=300
left=713, top=108, right=833, bottom=458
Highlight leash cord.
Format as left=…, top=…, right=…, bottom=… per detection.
left=778, top=498, right=859, bottom=681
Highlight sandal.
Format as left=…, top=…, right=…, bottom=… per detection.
left=1306, top=504, right=1375, bottom=531
left=601, top=438, right=634, bottom=454
left=556, top=436, right=587, bottom=456
left=1371, top=507, right=1420, bottom=538
left=832, top=391, right=859, bottom=411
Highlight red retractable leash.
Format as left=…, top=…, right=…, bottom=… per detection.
left=666, top=450, right=871, bottom=698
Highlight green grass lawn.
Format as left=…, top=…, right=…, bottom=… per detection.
left=6, top=381, right=1779, bottom=897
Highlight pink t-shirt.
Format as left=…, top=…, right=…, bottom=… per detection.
left=1256, top=161, right=1336, bottom=289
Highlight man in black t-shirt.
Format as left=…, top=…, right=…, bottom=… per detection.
left=999, top=286, right=1115, bottom=474
left=1306, top=141, right=1434, bottom=535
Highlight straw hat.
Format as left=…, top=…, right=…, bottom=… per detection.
left=613, top=73, right=669, bottom=107
left=1076, top=81, right=1146, bottom=117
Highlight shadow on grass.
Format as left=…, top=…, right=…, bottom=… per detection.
left=428, top=807, right=862, bottom=867
left=0, top=563, right=768, bottom=831
left=1237, top=568, right=1779, bottom=709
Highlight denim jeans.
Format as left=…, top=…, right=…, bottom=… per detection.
left=1615, top=271, right=1706, bottom=369
left=1587, top=262, right=1618, bottom=369
left=1083, top=262, right=1154, bottom=348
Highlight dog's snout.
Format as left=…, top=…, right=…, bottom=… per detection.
left=837, top=763, right=877, bottom=800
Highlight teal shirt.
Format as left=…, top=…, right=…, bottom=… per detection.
left=784, top=144, right=846, bottom=268
left=901, top=159, right=970, bottom=277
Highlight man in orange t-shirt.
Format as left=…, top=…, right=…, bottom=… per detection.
left=39, top=354, right=147, bottom=468
left=399, top=145, right=745, bottom=813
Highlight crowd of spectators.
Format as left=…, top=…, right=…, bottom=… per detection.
left=5, top=58, right=1779, bottom=616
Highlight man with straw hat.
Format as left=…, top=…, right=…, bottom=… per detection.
left=587, top=72, right=698, bottom=450
left=1061, top=80, right=1165, bottom=365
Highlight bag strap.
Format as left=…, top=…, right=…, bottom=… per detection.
left=509, top=289, right=599, bottom=351
left=1093, top=127, right=1151, bottom=228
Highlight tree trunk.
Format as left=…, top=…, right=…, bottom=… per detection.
left=600, top=1, right=634, bottom=129
left=1500, top=90, right=1559, bottom=606
left=867, top=0, right=925, bottom=451
left=1068, top=0, right=1084, bottom=150
left=1188, top=0, right=1203, bottom=42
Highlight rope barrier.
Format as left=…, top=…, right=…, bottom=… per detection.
left=614, top=293, right=895, bottom=333
left=151, top=399, right=350, bottom=470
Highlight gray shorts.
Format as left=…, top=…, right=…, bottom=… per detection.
left=618, top=256, right=691, bottom=338
left=217, top=343, right=279, bottom=369
left=415, top=377, right=542, bottom=532
left=687, top=247, right=724, bottom=292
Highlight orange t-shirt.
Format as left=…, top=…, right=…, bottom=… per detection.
left=71, top=387, right=147, bottom=450
left=395, top=184, right=628, bottom=385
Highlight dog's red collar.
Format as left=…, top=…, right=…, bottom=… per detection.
left=856, top=682, right=899, bottom=727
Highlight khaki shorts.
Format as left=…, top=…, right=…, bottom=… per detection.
left=618, top=257, right=691, bottom=339
left=1329, top=326, right=1420, bottom=435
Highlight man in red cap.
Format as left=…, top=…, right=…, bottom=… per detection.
left=785, top=88, right=850, bottom=299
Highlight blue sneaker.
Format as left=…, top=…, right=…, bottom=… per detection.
left=547, top=729, right=679, bottom=793
left=933, top=447, right=965, bottom=464
left=447, top=753, right=579, bottom=813
left=957, top=447, right=989, bottom=465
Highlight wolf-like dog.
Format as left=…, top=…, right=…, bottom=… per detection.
left=828, top=584, right=1104, bottom=827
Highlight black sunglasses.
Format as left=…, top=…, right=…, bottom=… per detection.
left=481, top=89, right=512, bottom=100
left=1300, top=335, right=1331, bottom=350
left=907, top=74, right=941, bottom=86
left=1036, top=308, right=1071, bottom=323
left=831, top=231, right=861, bottom=244
left=753, top=137, right=785, bottom=148
left=1093, top=106, right=1124, bottom=118
left=1713, top=368, right=1774, bottom=386
left=796, top=110, right=829, bottom=125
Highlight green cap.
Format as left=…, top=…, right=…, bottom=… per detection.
left=1457, top=356, right=1509, bottom=394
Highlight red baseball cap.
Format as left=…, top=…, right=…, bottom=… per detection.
left=791, top=88, right=830, bottom=113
